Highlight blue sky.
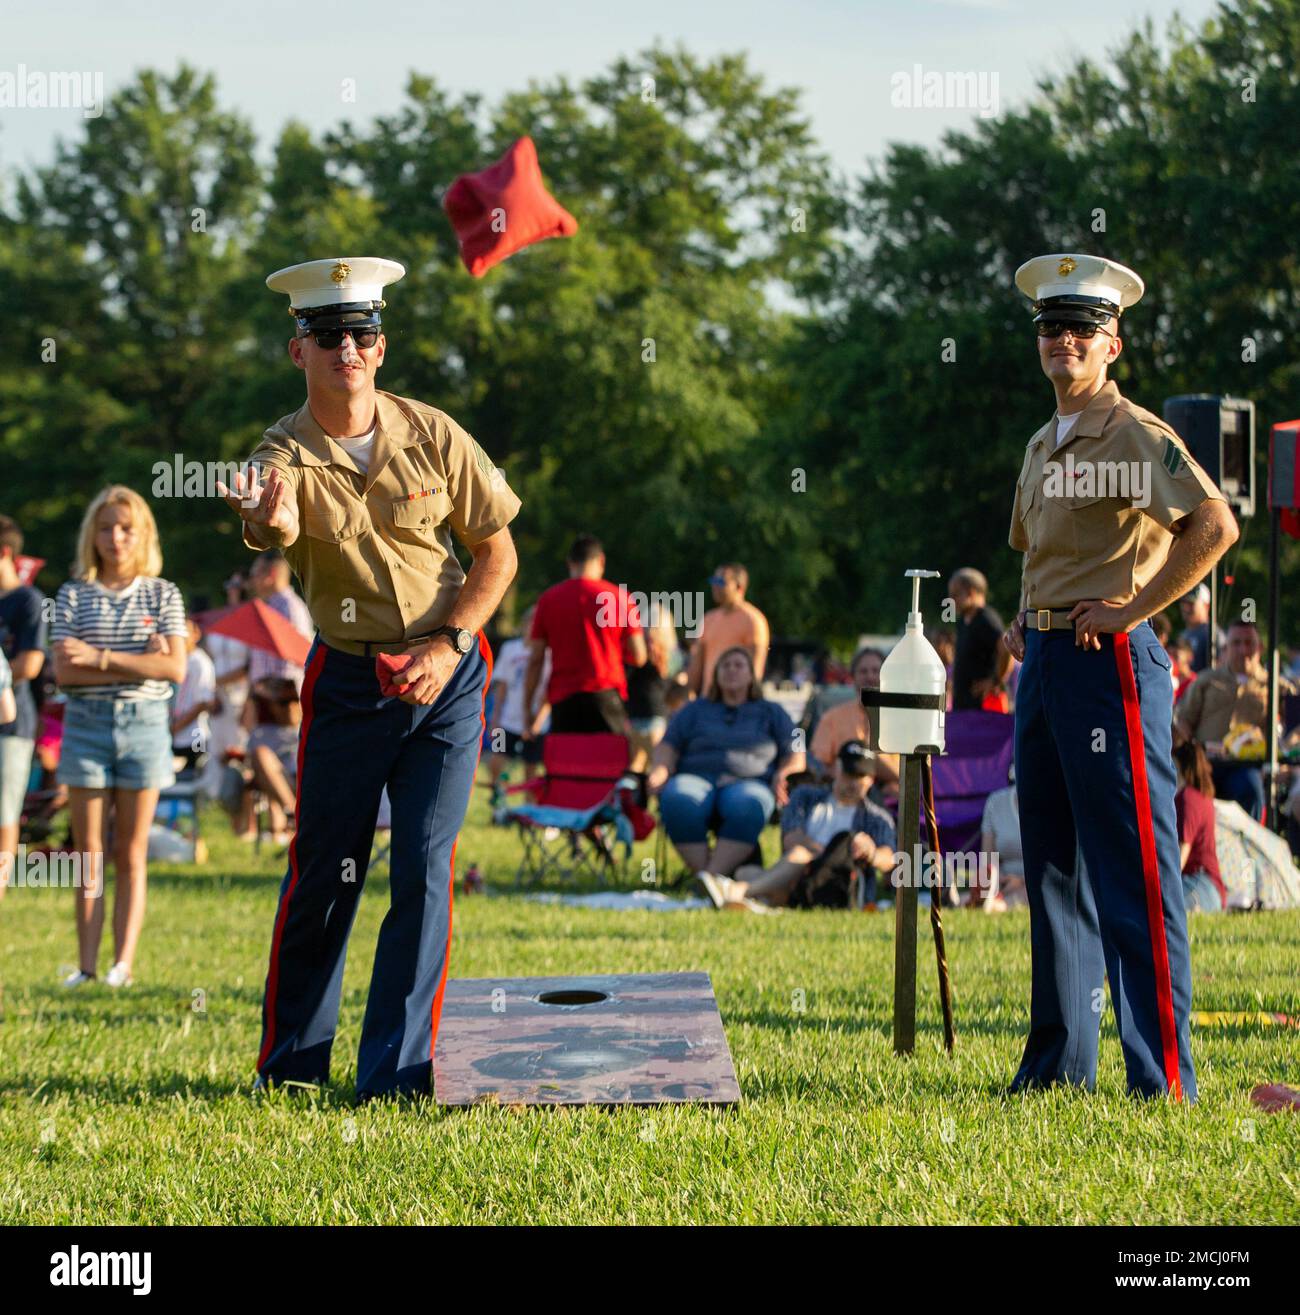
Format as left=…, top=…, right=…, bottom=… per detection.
left=1, top=0, right=1224, bottom=182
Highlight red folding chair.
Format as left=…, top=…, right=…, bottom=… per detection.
left=503, top=733, right=635, bottom=886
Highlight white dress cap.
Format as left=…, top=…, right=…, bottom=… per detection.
left=1014, top=253, right=1144, bottom=312
left=265, top=257, right=406, bottom=311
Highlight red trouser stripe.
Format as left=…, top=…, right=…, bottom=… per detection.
left=428, top=630, right=494, bottom=1060
left=1113, top=631, right=1183, bottom=1099
left=257, top=642, right=328, bottom=1072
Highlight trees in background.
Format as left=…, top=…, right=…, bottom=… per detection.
left=3, top=3, right=1297, bottom=643
left=784, top=0, right=1300, bottom=635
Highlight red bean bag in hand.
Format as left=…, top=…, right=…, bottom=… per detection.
left=376, top=651, right=415, bottom=697
left=443, top=136, right=578, bottom=278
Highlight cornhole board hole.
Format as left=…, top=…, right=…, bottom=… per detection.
left=433, top=971, right=740, bottom=1106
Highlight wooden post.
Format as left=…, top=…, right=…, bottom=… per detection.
left=893, top=752, right=922, bottom=1055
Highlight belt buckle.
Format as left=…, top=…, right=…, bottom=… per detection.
left=1037, top=608, right=1052, bottom=632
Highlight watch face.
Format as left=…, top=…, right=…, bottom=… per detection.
left=455, top=629, right=473, bottom=653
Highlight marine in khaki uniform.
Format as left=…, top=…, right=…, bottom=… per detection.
left=218, top=257, right=520, bottom=1100
left=1002, top=254, right=1238, bottom=1101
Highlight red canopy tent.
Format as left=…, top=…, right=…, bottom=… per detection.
left=203, top=599, right=311, bottom=666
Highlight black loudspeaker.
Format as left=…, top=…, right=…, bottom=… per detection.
left=1162, top=395, right=1255, bottom=518
left=1270, top=420, right=1300, bottom=510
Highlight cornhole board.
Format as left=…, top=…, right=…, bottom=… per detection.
left=433, top=971, right=740, bottom=1106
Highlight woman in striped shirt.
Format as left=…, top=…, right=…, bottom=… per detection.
left=52, top=486, right=188, bottom=988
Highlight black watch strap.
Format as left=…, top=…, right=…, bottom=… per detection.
left=435, top=625, right=474, bottom=655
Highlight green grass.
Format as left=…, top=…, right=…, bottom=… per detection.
left=1, top=786, right=1297, bottom=1225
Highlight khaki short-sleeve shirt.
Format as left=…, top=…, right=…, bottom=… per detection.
left=1174, top=664, right=1296, bottom=745
left=243, top=391, right=521, bottom=651
left=1009, top=380, right=1225, bottom=610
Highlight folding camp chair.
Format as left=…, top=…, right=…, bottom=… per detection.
left=925, top=710, right=1014, bottom=904
left=155, top=751, right=210, bottom=862
left=504, top=733, right=636, bottom=886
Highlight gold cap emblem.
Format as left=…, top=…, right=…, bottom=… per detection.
left=330, top=260, right=351, bottom=284
left=1057, top=257, right=1077, bottom=277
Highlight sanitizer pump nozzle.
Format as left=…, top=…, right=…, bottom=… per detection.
left=908, top=571, right=927, bottom=626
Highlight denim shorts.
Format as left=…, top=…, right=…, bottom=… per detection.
left=247, top=723, right=300, bottom=782
left=60, top=697, right=176, bottom=791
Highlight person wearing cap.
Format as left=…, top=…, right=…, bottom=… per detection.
left=218, top=256, right=520, bottom=1101
left=696, top=740, right=896, bottom=911
left=1001, top=253, right=1238, bottom=1102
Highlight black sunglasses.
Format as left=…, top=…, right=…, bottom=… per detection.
left=303, top=326, right=380, bottom=350
left=1036, top=321, right=1114, bottom=340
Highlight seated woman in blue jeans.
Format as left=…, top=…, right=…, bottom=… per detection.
left=647, top=646, right=804, bottom=877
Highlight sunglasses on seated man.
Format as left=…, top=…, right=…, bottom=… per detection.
left=300, top=326, right=381, bottom=350
left=1035, top=320, right=1116, bottom=340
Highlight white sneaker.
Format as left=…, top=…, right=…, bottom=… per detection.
left=62, top=969, right=96, bottom=988
left=695, top=871, right=731, bottom=909
left=103, top=962, right=133, bottom=988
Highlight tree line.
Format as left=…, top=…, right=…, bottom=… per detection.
left=3, top=0, right=1297, bottom=647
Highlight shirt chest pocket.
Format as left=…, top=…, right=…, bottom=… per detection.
left=389, top=488, right=452, bottom=541
left=1062, top=493, right=1127, bottom=561
left=302, top=501, right=367, bottom=544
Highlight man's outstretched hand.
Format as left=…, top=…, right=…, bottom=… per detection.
left=216, top=466, right=298, bottom=547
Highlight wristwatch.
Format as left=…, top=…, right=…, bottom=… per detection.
left=434, top=626, right=474, bottom=656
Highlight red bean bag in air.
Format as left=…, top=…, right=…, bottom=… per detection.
left=443, top=136, right=578, bottom=278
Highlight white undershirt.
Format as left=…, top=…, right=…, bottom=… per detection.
left=805, top=798, right=860, bottom=847
left=1054, top=411, right=1083, bottom=448
left=334, top=426, right=376, bottom=476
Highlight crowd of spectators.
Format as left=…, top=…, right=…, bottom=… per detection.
left=4, top=495, right=1298, bottom=938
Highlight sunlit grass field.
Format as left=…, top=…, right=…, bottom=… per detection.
left=1, top=786, right=1297, bottom=1225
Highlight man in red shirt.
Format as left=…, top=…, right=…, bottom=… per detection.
left=523, top=535, right=647, bottom=736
